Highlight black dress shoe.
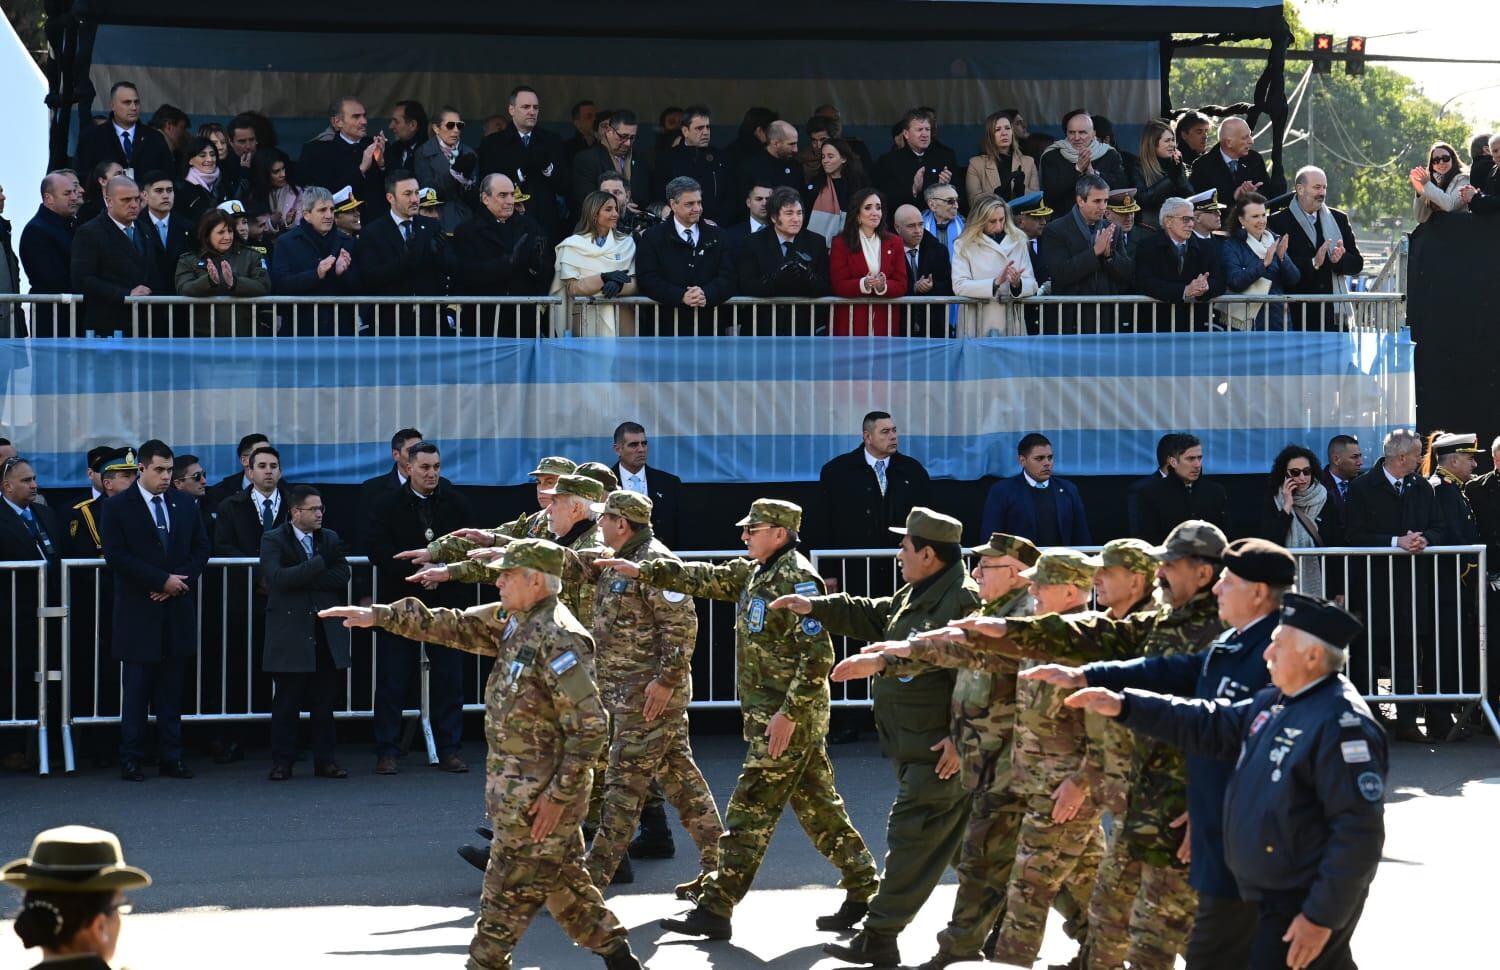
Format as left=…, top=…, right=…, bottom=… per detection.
left=268, top=763, right=292, bottom=781
left=314, top=762, right=349, bottom=779
left=159, top=760, right=195, bottom=779
left=659, top=905, right=732, bottom=939
left=437, top=753, right=469, bottom=773
left=475, top=824, right=494, bottom=841
left=458, top=844, right=489, bottom=872
left=121, top=760, right=146, bottom=782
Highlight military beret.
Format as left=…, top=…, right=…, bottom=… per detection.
left=1084, top=538, right=1158, bottom=577
left=1223, top=537, right=1296, bottom=586
left=1279, top=592, right=1362, bottom=648
left=540, top=473, right=607, bottom=504
left=592, top=489, right=653, bottom=525
left=528, top=456, right=577, bottom=478
left=890, top=506, right=963, bottom=545
left=1021, top=549, right=1096, bottom=588
left=1, top=825, right=151, bottom=893
left=1150, top=520, right=1228, bottom=562
left=94, top=448, right=137, bottom=476
left=492, top=537, right=566, bottom=577
left=735, top=498, right=802, bottom=531
left=576, top=461, right=620, bottom=492
left=971, top=532, right=1041, bottom=566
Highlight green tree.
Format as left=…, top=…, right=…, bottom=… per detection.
left=1171, top=2, right=1471, bottom=232
left=2, top=0, right=47, bottom=60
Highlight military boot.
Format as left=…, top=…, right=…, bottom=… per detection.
left=610, top=853, right=635, bottom=885
left=815, top=896, right=869, bottom=931
left=628, top=800, right=676, bottom=859
left=913, top=950, right=963, bottom=970
left=659, top=905, right=732, bottom=939
left=598, top=942, right=643, bottom=969
left=821, top=928, right=901, bottom=966
left=674, top=870, right=708, bottom=902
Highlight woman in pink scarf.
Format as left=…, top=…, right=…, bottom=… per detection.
left=177, top=135, right=228, bottom=226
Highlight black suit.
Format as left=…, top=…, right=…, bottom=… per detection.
left=736, top=150, right=803, bottom=213
left=655, top=145, right=734, bottom=227
left=450, top=211, right=551, bottom=336
left=817, top=447, right=933, bottom=549
left=572, top=145, right=650, bottom=214
left=297, top=136, right=386, bottom=214
left=357, top=465, right=403, bottom=553
left=1041, top=209, right=1129, bottom=332
left=69, top=213, right=151, bottom=335
left=204, top=472, right=250, bottom=518
left=899, top=231, right=953, bottom=337
left=261, top=524, right=352, bottom=766
left=735, top=227, right=830, bottom=334
left=611, top=464, right=685, bottom=548
left=74, top=120, right=174, bottom=184
left=98, top=486, right=211, bottom=765
left=477, top=127, right=570, bottom=242
left=0, top=499, right=60, bottom=565
left=1189, top=145, right=1275, bottom=205
left=1266, top=206, right=1363, bottom=330
left=0, top=500, right=59, bottom=750
left=1132, top=471, right=1231, bottom=543
left=634, top=220, right=737, bottom=335
left=1134, top=231, right=1226, bottom=330
left=875, top=145, right=963, bottom=212
left=137, top=212, right=194, bottom=300
left=213, top=487, right=289, bottom=556
left=353, top=211, right=452, bottom=334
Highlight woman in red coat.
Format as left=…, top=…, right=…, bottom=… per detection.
left=829, top=187, right=909, bottom=335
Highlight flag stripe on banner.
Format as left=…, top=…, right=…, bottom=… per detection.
left=2, top=333, right=1412, bottom=486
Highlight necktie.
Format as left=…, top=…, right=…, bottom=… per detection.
left=683, top=228, right=694, bottom=247
left=151, top=495, right=169, bottom=546
left=125, top=224, right=137, bottom=245
left=261, top=496, right=274, bottom=530
left=1337, top=480, right=1349, bottom=499
left=521, top=132, right=531, bottom=148
left=157, top=220, right=168, bottom=248
left=121, top=128, right=133, bottom=160
left=1395, top=479, right=1405, bottom=497
left=20, top=508, right=52, bottom=558
left=874, top=459, right=888, bottom=496
left=781, top=241, right=790, bottom=259
left=1175, top=243, right=1185, bottom=274
left=302, top=534, right=315, bottom=559
left=628, top=474, right=645, bottom=495
left=1229, top=158, right=1240, bottom=177
left=400, top=220, right=412, bottom=243
left=907, top=250, right=918, bottom=280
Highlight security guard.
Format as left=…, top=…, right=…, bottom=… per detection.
left=1067, top=593, right=1386, bottom=970
left=66, top=449, right=138, bottom=556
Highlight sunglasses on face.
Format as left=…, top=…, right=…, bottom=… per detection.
left=442, top=120, right=465, bottom=130
left=1286, top=467, right=1313, bottom=478
left=174, top=471, right=206, bottom=482
left=1431, top=155, right=1453, bottom=164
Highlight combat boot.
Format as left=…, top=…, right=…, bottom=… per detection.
left=674, top=870, right=708, bottom=902
left=659, top=905, right=732, bottom=939
left=628, top=800, right=676, bottom=859
left=598, top=942, right=643, bottom=970
left=914, top=950, right=963, bottom=970
left=457, top=844, right=488, bottom=872
left=821, top=928, right=901, bottom=966
left=610, top=853, right=635, bottom=885
left=815, top=896, right=869, bottom=931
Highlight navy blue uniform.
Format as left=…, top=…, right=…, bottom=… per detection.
left=1118, top=674, right=1387, bottom=970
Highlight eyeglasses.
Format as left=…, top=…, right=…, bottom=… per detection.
left=742, top=525, right=775, bottom=535
left=295, top=505, right=325, bottom=514
left=976, top=563, right=1017, bottom=573
left=442, top=120, right=465, bottom=130
left=1431, top=154, right=1453, bottom=164
left=931, top=196, right=959, bottom=205
left=1286, top=467, right=1314, bottom=478
left=610, top=126, right=637, bottom=143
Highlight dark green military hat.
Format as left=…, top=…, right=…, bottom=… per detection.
left=492, top=537, right=566, bottom=577
left=528, top=456, right=576, bottom=478
left=2, top=825, right=152, bottom=892
left=1021, top=548, right=1096, bottom=588
left=735, top=498, right=802, bottom=531
left=541, top=473, right=607, bottom=504
left=971, top=532, right=1041, bottom=566
left=1150, top=520, right=1228, bottom=562
left=890, top=506, right=963, bottom=544
left=592, top=489, right=653, bottom=525
left=1084, top=538, right=1158, bottom=577
left=93, top=448, right=138, bottom=476
left=576, top=461, right=620, bottom=492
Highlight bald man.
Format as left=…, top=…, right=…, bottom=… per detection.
left=736, top=120, right=801, bottom=216
left=892, top=203, right=952, bottom=337
left=1189, top=116, right=1275, bottom=205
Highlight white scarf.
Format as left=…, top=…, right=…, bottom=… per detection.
left=1223, top=230, right=1275, bottom=331
left=1288, top=202, right=1350, bottom=319
left=549, top=231, right=636, bottom=336
left=1043, top=138, right=1111, bottom=165
left=1273, top=479, right=1328, bottom=548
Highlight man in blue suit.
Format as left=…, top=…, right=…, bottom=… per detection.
left=99, top=438, right=211, bottom=782
left=979, top=433, right=1092, bottom=547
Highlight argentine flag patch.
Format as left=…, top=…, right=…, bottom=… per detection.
left=549, top=651, right=580, bottom=675
left=794, top=581, right=819, bottom=596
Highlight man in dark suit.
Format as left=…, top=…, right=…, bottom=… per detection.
left=1127, top=433, right=1182, bottom=537
left=0, top=456, right=61, bottom=767
left=572, top=109, right=650, bottom=215
left=875, top=110, right=963, bottom=213
left=1188, top=117, right=1274, bottom=206
left=1041, top=175, right=1130, bottom=333
left=892, top=203, right=953, bottom=338
left=817, top=410, right=933, bottom=549
left=735, top=185, right=829, bottom=335
left=1135, top=196, right=1225, bottom=331
left=1133, top=432, right=1231, bottom=543
left=0, top=458, right=60, bottom=572
left=654, top=105, right=733, bottom=228
left=260, top=485, right=352, bottom=781
left=721, top=183, right=771, bottom=264
left=1266, top=166, right=1363, bottom=330
left=73, top=82, right=174, bottom=182
left=204, top=432, right=268, bottom=516
left=451, top=174, right=552, bottom=337
left=736, top=120, right=802, bottom=211
left=213, top=445, right=287, bottom=555
left=477, top=86, right=570, bottom=243
left=135, top=171, right=194, bottom=306
left=357, top=428, right=423, bottom=553
left=368, top=442, right=474, bottom=774
left=634, top=176, right=736, bottom=335
left=980, top=433, right=1092, bottom=546
left=610, top=421, right=684, bottom=548
left=98, top=439, right=211, bottom=781
left=69, top=175, right=152, bottom=336
left=1322, top=434, right=1365, bottom=517
left=19, top=170, right=81, bottom=336
left=296, top=97, right=387, bottom=215
left=353, top=171, right=451, bottom=335
left=1344, top=429, right=1450, bottom=740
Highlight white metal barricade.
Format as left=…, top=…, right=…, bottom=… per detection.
left=0, top=560, right=56, bottom=774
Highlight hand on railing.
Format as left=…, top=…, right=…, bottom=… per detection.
left=1395, top=531, right=1428, bottom=553
left=319, top=605, right=377, bottom=628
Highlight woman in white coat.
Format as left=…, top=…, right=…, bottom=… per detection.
left=951, top=194, right=1037, bottom=337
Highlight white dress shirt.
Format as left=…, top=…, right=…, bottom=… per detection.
left=621, top=465, right=649, bottom=495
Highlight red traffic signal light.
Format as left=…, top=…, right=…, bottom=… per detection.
left=1346, top=36, right=1366, bottom=76
left=1312, top=33, right=1334, bottom=74
left=1314, top=33, right=1333, bottom=51
left=1347, top=36, right=1365, bottom=53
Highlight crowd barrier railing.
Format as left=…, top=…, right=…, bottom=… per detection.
left=0, top=292, right=1404, bottom=339
left=0, top=560, right=56, bottom=774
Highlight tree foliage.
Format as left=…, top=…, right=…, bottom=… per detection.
left=2, top=0, right=46, bottom=59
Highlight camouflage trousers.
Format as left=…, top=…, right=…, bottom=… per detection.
left=991, top=794, right=1106, bottom=967
left=1084, top=839, right=1196, bottom=970
left=470, top=805, right=627, bottom=969
left=698, top=737, right=879, bottom=918
left=584, top=704, right=724, bottom=886
left=934, top=786, right=1024, bottom=959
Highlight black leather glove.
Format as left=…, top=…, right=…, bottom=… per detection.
left=599, top=271, right=630, bottom=298
left=452, top=153, right=476, bottom=178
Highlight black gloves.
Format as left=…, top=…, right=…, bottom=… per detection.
left=600, top=270, right=631, bottom=298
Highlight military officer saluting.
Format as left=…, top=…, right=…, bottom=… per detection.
left=1065, top=593, right=1387, bottom=970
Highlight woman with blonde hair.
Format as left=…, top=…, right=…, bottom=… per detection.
left=550, top=190, right=639, bottom=336
left=966, top=110, right=1038, bottom=202
left=951, top=194, right=1036, bottom=337
left=1134, top=118, right=1193, bottom=230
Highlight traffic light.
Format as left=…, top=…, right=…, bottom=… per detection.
left=1313, top=33, right=1333, bottom=75
left=1346, top=36, right=1366, bottom=76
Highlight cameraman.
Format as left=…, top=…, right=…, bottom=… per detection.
left=735, top=185, right=830, bottom=335
left=599, top=171, right=660, bottom=238
left=451, top=173, right=553, bottom=336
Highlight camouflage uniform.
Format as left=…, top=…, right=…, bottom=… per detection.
left=369, top=539, right=630, bottom=970
left=636, top=499, right=879, bottom=918
left=423, top=456, right=573, bottom=572
left=572, top=491, right=724, bottom=887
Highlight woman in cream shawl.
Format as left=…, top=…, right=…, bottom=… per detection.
left=951, top=194, right=1037, bottom=337
left=550, top=191, right=638, bottom=336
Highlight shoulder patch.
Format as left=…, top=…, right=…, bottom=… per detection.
left=1338, top=711, right=1362, bottom=728
left=794, top=581, right=819, bottom=596
left=549, top=650, right=580, bottom=676
left=800, top=617, right=824, bottom=636
left=1340, top=739, right=1372, bottom=764
left=69, top=519, right=79, bottom=537
left=662, top=590, right=688, bottom=603
left=1357, top=771, right=1384, bottom=802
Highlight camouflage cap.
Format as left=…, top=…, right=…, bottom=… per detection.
left=1020, top=548, right=1096, bottom=588
left=1084, top=538, right=1159, bottom=577
left=890, top=506, right=964, bottom=545
left=591, top=489, right=654, bottom=525
left=971, top=532, right=1041, bottom=566
left=540, top=473, right=607, bottom=503
left=493, top=537, right=566, bottom=577
left=735, top=498, right=802, bottom=531
left=1149, top=519, right=1228, bottom=562
left=528, top=456, right=577, bottom=478
left=575, top=461, right=620, bottom=492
